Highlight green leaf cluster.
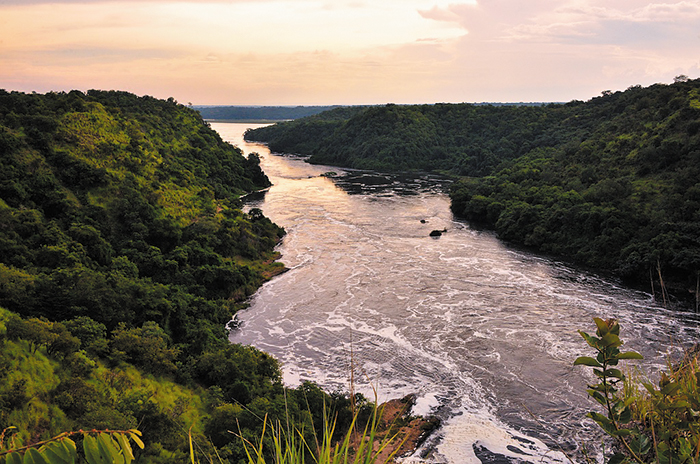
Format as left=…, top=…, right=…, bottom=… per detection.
left=575, top=317, right=700, bottom=464
left=234, top=400, right=400, bottom=464
left=0, top=429, right=143, bottom=464
left=632, top=359, right=700, bottom=464
left=0, top=309, right=201, bottom=460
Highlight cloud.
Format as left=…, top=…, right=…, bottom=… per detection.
left=0, top=0, right=278, bottom=4
left=0, top=0, right=470, bottom=103
left=401, top=0, right=700, bottom=102
left=608, top=1, right=700, bottom=22
left=418, top=5, right=467, bottom=23
left=415, top=0, right=700, bottom=47
left=503, top=1, right=700, bottom=44
left=1, top=0, right=699, bottom=104
left=32, top=47, right=181, bottom=65
left=1, top=0, right=468, bottom=56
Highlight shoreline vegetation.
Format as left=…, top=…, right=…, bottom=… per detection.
left=2, top=82, right=699, bottom=463
left=245, top=77, right=700, bottom=310
left=0, top=89, right=418, bottom=462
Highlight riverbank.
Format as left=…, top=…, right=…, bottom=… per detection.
left=221, top=121, right=700, bottom=464
left=348, top=395, right=440, bottom=462
left=244, top=80, right=700, bottom=311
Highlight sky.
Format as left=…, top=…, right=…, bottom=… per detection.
left=0, top=0, right=699, bottom=105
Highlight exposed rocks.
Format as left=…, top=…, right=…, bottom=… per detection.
left=348, top=394, right=441, bottom=463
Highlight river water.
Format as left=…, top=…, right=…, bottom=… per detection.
left=213, top=122, right=700, bottom=464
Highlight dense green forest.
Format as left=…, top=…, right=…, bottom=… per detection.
left=0, top=90, right=356, bottom=462
left=194, top=105, right=342, bottom=121
left=246, top=78, right=700, bottom=306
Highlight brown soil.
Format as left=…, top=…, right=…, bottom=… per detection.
left=348, top=394, right=440, bottom=463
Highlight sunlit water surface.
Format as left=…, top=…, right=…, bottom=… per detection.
left=213, top=122, right=700, bottom=464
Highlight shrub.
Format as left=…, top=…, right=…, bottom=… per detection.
left=575, top=317, right=700, bottom=464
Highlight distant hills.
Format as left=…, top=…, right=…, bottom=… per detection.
left=193, top=103, right=552, bottom=122
left=246, top=79, right=700, bottom=308
left=193, top=105, right=341, bottom=121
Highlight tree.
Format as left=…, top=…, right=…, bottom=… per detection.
left=110, top=322, right=179, bottom=376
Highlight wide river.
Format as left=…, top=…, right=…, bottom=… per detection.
left=213, top=122, right=700, bottom=464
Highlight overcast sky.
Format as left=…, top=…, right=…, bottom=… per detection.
left=1, top=0, right=698, bottom=104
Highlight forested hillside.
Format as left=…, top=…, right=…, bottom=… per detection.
left=0, top=90, right=355, bottom=462
left=246, top=79, right=700, bottom=306
left=244, top=103, right=564, bottom=173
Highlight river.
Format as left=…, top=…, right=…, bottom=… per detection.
left=212, top=122, right=700, bottom=464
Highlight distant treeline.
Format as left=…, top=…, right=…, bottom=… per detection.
left=194, top=103, right=548, bottom=122
left=246, top=79, right=700, bottom=307
left=0, top=89, right=358, bottom=462
left=194, top=105, right=342, bottom=121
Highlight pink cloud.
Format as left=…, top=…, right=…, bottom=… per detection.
left=418, top=5, right=467, bottom=23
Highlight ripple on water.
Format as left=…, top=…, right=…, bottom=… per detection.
left=215, top=123, right=700, bottom=464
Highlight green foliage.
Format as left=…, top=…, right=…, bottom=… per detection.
left=248, top=80, right=700, bottom=306
left=109, top=322, right=179, bottom=376
left=245, top=103, right=562, bottom=174
left=6, top=317, right=80, bottom=358
left=0, top=90, right=350, bottom=463
left=0, top=428, right=144, bottom=464
left=62, top=318, right=108, bottom=359
left=627, top=354, right=700, bottom=464
left=0, top=89, right=399, bottom=463
left=193, top=344, right=281, bottom=405
left=0, top=90, right=284, bottom=337
left=575, top=318, right=646, bottom=463
left=0, top=309, right=218, bottom=460
left=0, top=88, right=285, bottom=353
left=575, top=317, right=700, bottom=464
left=223, top=399, right=403, bottom=464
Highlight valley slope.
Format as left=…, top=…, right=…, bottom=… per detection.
left=246, top=79, right=700, bottom=306
left=0, top=90, right=356, bottom=462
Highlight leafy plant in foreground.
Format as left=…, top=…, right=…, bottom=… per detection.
left=575, top=318, right=646, bottom=463
left=575, top=317, right=700, bottom=464
left=0, top=428, right=143, bottom=464
left=633, top=352, right=700, bottom=464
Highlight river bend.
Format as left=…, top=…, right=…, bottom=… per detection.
left=213, top=122, right=700, bottom=464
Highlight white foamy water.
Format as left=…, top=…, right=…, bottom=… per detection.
left=213, top=122, right=700, bottom=464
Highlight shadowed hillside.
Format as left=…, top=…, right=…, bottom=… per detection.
left=246, top=79, right=700, bottom=306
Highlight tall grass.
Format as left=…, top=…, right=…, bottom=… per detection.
left=0, top=339, right=65, bottom=445
left=190, top=400, right=406, bottom=464
left=244, top=403, right=403, bottom=464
